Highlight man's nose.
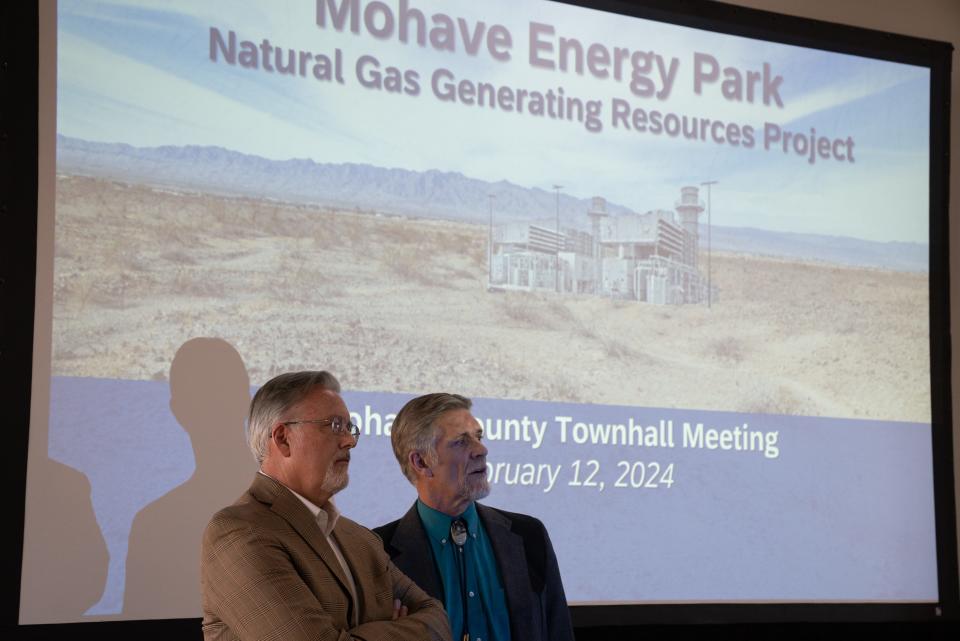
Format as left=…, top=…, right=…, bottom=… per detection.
left=472, top=439, right=488, bottom=458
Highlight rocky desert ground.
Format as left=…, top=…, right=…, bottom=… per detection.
left=49, top=174, right=930, bottom=422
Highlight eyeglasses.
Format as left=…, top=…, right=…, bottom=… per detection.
left=282, top=416, right=361, bottom=441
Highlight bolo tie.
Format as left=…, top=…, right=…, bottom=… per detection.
left=450, top=518, right=470, bottom=641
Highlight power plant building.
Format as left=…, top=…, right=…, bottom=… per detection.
left=489, top=186, right=717, bottom=304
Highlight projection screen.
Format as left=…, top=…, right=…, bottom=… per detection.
left=21, top=0, right=944, bottom=625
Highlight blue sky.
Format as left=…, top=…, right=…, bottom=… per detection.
left=57, top=0, right=931, bottom=243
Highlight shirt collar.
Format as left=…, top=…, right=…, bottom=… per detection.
left=259, top=470, right=340, bottom=536
left=416, top=499, right=479, bottom=545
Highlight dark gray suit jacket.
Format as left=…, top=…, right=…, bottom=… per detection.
left=373, top=503, right=574, bottom=641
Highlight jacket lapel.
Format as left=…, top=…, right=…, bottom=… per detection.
left=387, top=503, right=445, bottom=599
left=249, top=474, right=353, bottom=598
left=330, top=518, right=372, bottom=624
left=478, top=504, right=535, bottom=641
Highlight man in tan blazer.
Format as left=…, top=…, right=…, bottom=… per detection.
left=201, top=371, right=450, bottom=641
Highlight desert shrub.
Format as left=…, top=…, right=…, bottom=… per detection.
left=706, top=336, right=746, bottom=363
left=499, top=293, right=542, bottom=325
left=540, top=377, right=582, bottom=403
left=445, top=266, right=478, bottom=282
left=381, top=219, right=423, bottom=245
left=461, top=234, right=486, bottom=267
left=383, top=245, right=433, bottom=285
left=162, top=249, right=199, bottom=265
left=743, top=385, right=806, bottom=415
left=571, top=317, right=598, bottom=340
left=600, top=337, right=641, bottom=361
left=546, top=299, right=577, bottom=324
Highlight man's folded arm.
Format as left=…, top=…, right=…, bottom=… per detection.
left=347, top=562, right=449, bottom=641
left=202, top=516, right=449, bottom=641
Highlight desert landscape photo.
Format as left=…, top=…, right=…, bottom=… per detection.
left=49, top=173, right=930, bottom=423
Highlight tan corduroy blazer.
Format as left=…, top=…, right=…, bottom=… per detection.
left=201, top=474, right=450, bottom=641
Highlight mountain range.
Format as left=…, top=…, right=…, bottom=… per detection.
left=56, top=135, right=927, bottom=272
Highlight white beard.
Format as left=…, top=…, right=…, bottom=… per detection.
left=321, top=463, right=349, bottom=496
left=462, top=472, right=490, bottom=502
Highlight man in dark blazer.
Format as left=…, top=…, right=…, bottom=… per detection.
left=201, top=371, right=449, bottom=641
left=374, top=393, right=574, bottom=641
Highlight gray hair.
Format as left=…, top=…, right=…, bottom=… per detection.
left=248, top=370, right=341, bottom=464
left=391, top=392, right=472, bottom=484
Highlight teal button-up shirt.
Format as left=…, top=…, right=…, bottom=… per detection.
left=416, top=500, right=511, bottom=641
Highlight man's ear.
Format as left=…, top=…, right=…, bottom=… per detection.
left=409, top=451, right=433, bottom=478
left=272, top=423, right=294, bottom=457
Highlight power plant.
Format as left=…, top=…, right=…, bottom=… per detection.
left=489, top=186, right=717, bottom=304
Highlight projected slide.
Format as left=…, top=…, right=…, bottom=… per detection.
left=23, top=0, right=935, bottom=623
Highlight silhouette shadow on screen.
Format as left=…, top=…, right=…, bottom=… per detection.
left=122, top=337, right=253, bottom=620
left=20, top=456, right=109, bottom=622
